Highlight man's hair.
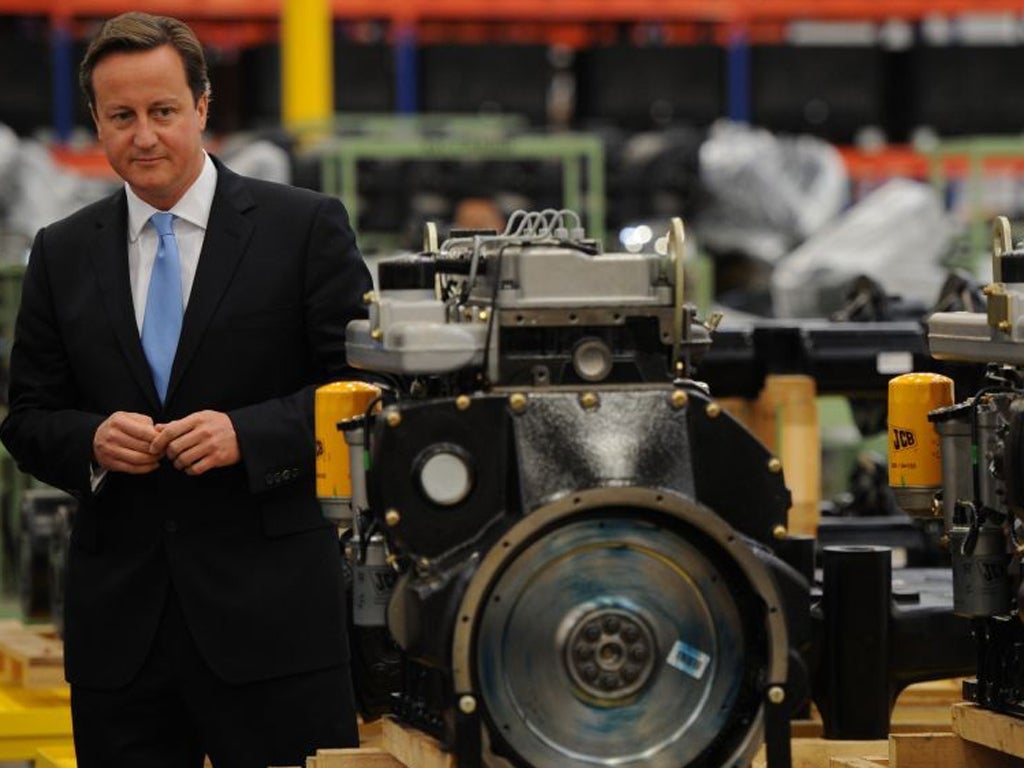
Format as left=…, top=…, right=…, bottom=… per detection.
left=80, top=12, right=211, bottom=109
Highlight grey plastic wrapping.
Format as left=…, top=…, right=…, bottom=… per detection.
left=771, top=178, right=953, bottom=318
left=696, top=120, right=849, bottom=262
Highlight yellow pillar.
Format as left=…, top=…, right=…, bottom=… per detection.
left=281, top=0, right=333, bottom=133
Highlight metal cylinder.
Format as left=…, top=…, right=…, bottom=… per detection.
left=352, top=534, right=395, bottom=627
left=950, top=527, right=1011, bottom=617
left=315, top=381, right=381, bottom=525
left=888, top=373, right=954, bottom=515
left=820, top=545, right=892, bottom=740
left=931, top=404, right=972, bottom=531
left=343, top=418, right=369, bottom=515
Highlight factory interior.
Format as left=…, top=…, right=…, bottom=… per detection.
left=4, top=2, right=1024, bottom=768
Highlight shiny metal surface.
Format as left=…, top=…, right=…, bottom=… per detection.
left=474, top=515, right=745, bottom=768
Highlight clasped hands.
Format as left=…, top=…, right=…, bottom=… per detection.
left=93, top=411, right=241, bottom=476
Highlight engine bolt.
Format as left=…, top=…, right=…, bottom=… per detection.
left=602, top=615, right=621, bottom=634
left=999, top=320, right=1012, bottom=333
left=385, top=409, right=402, bottom=428
left=583, top=623, right=602, bottom=642
left=455, top=395, right=471, bottom=411
left=768, top=686, right=786, bottom=705
left=580, top=392, right=600, bottom=410
left=459, top=695, right=477, bottom=714
left=621, top=664, right=640, bottom=683
left=629, top=644, right=649, bottom=662
left=622, top=624, right=640, bottom=643
left=670, top=390, right=688, bottom=409
left=768, top=457, right=783, bottom=473
left=575, top=644, right=595, bottom=661
left=706, top=402, right=722, bottom=418
left=362, top=291, right=377, bottom=304
left=370, top=327, right=383, bottom=341
left=599, top=673, right=619, bottom=691
left=580, top=663, right=598, bottom=681
left=509, top=393, right=528, bottom=413
left=384, top=509, right=401, bottom=527
left=478, top=309, right=490, bottom=322
left=772, top=524, right=787, bottom=540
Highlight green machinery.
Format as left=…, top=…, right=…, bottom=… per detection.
left=302, top=114, right=606, bottom=250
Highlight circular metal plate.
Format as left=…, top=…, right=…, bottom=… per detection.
left=474, top=514, right=746, bottom=768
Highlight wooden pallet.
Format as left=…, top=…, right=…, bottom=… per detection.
left=0, top=622, right=64, bottom=689
left=950, top=702, right=1024, bottom=765
left=824, top=705, right=1024, bottom=768
left=293, top=690, right=1013, bottom=768
left=297, top=718, right=451, bottom=768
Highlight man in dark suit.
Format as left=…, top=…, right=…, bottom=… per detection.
left=0, top=12, right=372, bottom=767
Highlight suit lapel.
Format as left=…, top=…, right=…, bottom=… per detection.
left=166, top=162, right=255, bottom=404
left=90, top=191, right=163, bottom=410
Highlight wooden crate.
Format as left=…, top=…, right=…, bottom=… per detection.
left=825, top=705, right=1024, bottom=768
left=0, top=622, right=64, bottom=690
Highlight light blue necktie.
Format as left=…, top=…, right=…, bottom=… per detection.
left=141, top=212, right=184, bottom=403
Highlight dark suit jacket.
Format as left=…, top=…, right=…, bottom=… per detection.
left=0, top=159, right=372, bottom=689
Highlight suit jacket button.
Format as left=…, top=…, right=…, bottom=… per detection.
left=164, top=520, right=177, bottom=533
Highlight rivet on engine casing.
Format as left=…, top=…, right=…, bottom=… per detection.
left=371, top=328, right=383, bottom=341
left=772, top=524, right=787, bottom=540
left=459, top=695, right=477, bottom=714
left=768, top=686, right=785, bottom=705
left=385, top=509, right=401, bottom=527
left=768, top=457, right=783, bottom=473
left=509, top=393, right=528, bottom=413
left=670, top=390, right=688, bottom=409
left=385, top=409, right=402, bottom=428
left=456, top=395, right=471, bottom=411
left=580, top=392, right=600, bottom=410
left=706, top=402, right=722, bottom=418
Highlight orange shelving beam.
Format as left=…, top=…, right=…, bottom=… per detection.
left=839, top=146, right=1024, bottom=182
left=4, top=0, right=1024, bottom=21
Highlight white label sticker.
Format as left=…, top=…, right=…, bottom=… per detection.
left=876, top=351, right=913, bottom=375
left=666, top=640, right=711, bottom=679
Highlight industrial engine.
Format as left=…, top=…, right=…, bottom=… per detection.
left=891, top=215, right=1024, bottom=717
left=316, top=209, right=811, bottom=768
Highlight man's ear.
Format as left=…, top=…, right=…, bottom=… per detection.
left=196, top=93, right=209, bottom=132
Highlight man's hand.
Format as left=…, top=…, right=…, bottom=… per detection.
left=93, top=412, right=161, bottom=474
left=150, top=410, right=241, bottom=476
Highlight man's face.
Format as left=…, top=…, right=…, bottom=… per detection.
left=91, top=44, right=208, bottom=211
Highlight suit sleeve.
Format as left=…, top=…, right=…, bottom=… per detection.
left=228, top=194, right=372, bottom=494
left=0, top=229, right=105, bottom=496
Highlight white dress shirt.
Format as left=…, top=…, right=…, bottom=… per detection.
left=124, top=152, right=217, bottom=330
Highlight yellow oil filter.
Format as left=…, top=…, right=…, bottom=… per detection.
left=315, top=381, right=381, bottom=524
left=888, top=372, right=954, bottom=515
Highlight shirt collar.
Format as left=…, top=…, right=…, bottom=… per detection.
left=126, top=152, right=218, bottom=242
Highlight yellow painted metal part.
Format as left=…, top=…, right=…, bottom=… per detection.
left=34, top=744, right=76, bottom=768
left=887, top=372, right=954, bottom=489
left=0, top=683, right=72, bottom=760
left=315, top=381, right=382, bottom=501
left=281, top=0, right=334, bottom=131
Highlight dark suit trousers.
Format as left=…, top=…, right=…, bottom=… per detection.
left=70, top=587, right=359, bottom=768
